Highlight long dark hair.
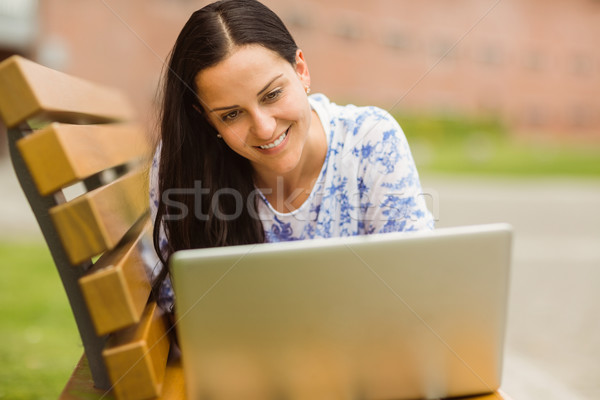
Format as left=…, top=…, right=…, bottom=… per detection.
left=152, top=0, right=299, bottom=301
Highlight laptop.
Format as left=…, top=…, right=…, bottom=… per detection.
left=170, top=223, right=512, bottom=400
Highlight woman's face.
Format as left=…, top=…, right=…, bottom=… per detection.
left=195, top=44, right=312, bottom=179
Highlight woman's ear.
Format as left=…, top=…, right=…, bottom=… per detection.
left=294, top=49, right=311, bottom=89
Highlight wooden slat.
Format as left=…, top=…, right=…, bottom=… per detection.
left=103, top=302, right=171, bottom=400
left=60, top=353, right=186, bottom=400
left=17, top=122, right=149, bottom=196
left=0, top=55, right=133, bottom=128
left=469, top=391, right=514, bottom=400
left=49, top=169, right=148, bottom=265
left=160, top=360, right=187, bottom=400
left=79, top=220, right=152, bottom=336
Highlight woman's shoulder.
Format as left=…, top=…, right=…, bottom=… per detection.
left=309, top=93, right=399, bottom=137
left=310, top=94, right=411, bottom=176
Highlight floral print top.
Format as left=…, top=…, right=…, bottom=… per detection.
left=256, top=93, right=434, bottom=241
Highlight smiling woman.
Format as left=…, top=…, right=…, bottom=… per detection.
left=149, top=0, right=433, bottom=313
left=195, top=44, right=321, bottom=190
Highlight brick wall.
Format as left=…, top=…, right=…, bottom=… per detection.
left=9, top=0, right=600, bottom=141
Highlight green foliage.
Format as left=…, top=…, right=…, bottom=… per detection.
left=0, top=242, right=80, bottom=400
left=399, top=113, right=505, bottom=143
left=396, top=113, right=600, bottom=177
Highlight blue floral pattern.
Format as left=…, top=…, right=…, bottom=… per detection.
left=257, top=94, right=434, bottom=242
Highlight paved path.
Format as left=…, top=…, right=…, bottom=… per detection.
left=1, top=157, right=599, bottom=399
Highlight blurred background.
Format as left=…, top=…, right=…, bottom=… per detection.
left=0, top=0, right=599, bottom=399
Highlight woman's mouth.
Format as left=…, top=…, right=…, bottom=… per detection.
left=257, top=128, right=289, bottom=150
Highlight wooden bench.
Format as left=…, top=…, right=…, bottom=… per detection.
left=0, top=55, right=183, bottom=400
left=0, top=55, right=511, bottom=400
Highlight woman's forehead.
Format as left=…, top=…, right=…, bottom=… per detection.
left=195, top=45, right=294, bottom=105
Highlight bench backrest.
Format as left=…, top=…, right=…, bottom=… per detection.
left=0, top=56, right=170, bottom=400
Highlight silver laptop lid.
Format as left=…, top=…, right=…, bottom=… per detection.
left=171, top=223, right=512, bottom=400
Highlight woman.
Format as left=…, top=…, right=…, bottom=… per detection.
left=150, top=0, right=434, bottom=312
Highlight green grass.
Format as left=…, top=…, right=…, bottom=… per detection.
left=397, top=114, right=600, bottom=177
left=0, top=241, right=81, bottom=400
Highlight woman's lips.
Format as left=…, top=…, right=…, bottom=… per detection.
left=256, top=127, right=290, bottom=151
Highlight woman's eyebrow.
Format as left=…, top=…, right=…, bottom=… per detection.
left=210, top=104, right=239, bottom=112
left=257, top=73, right=283, bottom=96
left=209, top=74, right=285, bottom=112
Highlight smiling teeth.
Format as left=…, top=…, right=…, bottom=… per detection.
left=259, top=131, right=287, bottom=149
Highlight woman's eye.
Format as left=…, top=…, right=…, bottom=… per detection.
left=264, top=88, right=282, bottom=102
left=222, top=110, right=239, bottom=121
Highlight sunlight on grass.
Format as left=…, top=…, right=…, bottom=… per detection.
left=0, top=241, right=81, bottom=400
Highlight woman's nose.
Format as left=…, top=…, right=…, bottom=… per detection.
left=249, top=108, right=276, bottom=140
